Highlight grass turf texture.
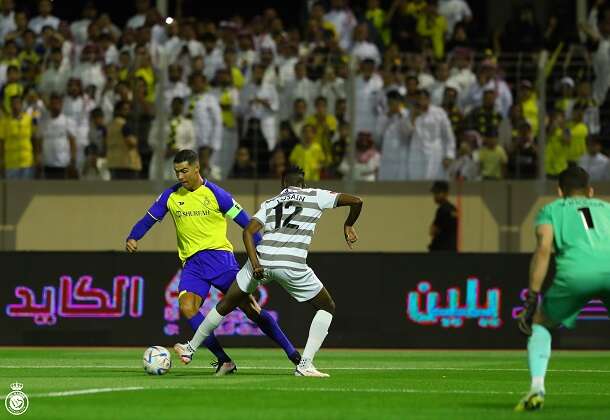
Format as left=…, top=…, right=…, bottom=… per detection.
left=1, top=348, right=609, bottom=420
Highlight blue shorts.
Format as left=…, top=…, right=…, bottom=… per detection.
left=179, top=250, right=239, bottom=299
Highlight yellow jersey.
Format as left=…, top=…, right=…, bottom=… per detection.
left=147, top=180, right=246, bottom=263
left=0, top=112, right=34, bottom=169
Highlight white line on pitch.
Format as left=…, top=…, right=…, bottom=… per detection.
left=0, top=365, right=610, bottom=374
left=5, top=386, right=610, bottom=399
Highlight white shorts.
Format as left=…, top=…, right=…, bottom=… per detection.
left=236, top=261, right=324, bottom=302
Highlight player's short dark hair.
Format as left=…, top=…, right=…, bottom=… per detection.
left=558, top=166, right=590, bottom=195
left=282, top=165, right=305, bottom=187
left=173, top=149, right=199, bottom=166
left=431, top=180, right=449, bottom=193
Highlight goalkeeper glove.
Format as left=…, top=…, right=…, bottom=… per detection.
left=517, top=289, right=539, bottom=336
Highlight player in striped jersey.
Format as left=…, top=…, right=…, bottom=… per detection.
left=175, top=166, right=363, bottom=377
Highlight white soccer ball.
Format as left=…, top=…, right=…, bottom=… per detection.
left=143, top=346, right=171, bottom=375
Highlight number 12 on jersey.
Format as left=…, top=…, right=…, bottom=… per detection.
left=274, top=201, right=303, bottom=230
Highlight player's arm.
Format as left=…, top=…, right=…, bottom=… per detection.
left=336, top=193, right=363, bottom=249
left=243, top=219, right=265, bottom=280
left=125, top=187, right=173, bottom=252
left=207, top=181, right=263, bottom=243
left=518, top=224, right=554, bottom=336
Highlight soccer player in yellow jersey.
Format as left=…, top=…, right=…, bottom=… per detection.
left=126, top=150, right=300, bottom=375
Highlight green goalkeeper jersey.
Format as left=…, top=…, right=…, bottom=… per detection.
left=535, top=197, right=610, bottom=278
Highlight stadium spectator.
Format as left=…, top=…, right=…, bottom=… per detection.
left=354, top=58, right=382, bottom=135
left=106, top=100, right=142, bottom=179
left=554, top=77, right=575, bottom=115
left=408, top=89, right=455, bottom=180
left=148, top=97, right=195, bottom=180
left=38, top=93, right=77, bottom=179
left=462, top=60, right=512, bottom=117
left=578, top=136, right=609, bottom=181
left=62, top=78, right=96, bottom=170
left=2, top=65, right=23, bottom=114
left=275, top=121, right=299, bottom=161
left=448, top=48, right=476, bottom=94
left=164, top=64, right=191, bottom=111
left=429, top=180, right=457, bottom=252
left=269, top=147, right=287, bottom=179
left=466, top=87, right=502, bottom=135
left=39, top=49, right=69, bottom=97
left=571, top=80, right=600, bottom=136
left=126, top=0, right=151, bottom=30
left=498, top=103, right=526, bottom=149
left=88, top=108, right=107, bottom=158
left=240, top=63, right=279, bottom=150
left=507, top=121, right=537, bottom=179
left=365, top=0, right=391, bottom=46
left=544, top=111, right=586, bottom=178
left=324, top=0, right=357, bottom=51
left=0, top=95, right=35, bottom=179
left=229, top=146, right=256, bottom=179
left=72, top=44, right=106, bottom=95
left=338, top=131, right=380, bottom=181
left=445, top=22, right=473, bottom=56
left=430, top=61, right=451, bottom=106
left=71, top=2, right=98, bottom=46
left=439, top=0, right=472, bottom=40
left=281, top=60, right=314, bottom=121
left=351, top=23, right=381, bottom=65
left=131, top=77, right=155, bottom=177
left=448, top=140, right=479, bottom=180
left=517, top=80, right=539, bottom=136
left=441, top=83, right=464, bottom=140
left=240, top=117, right=270, bottom=176
left=315, top=65, right=346, bottom=116
left=289, top=123, right=326, bottom=181
left=28, top=0, right=60, bottom=34
left=212, top=67, right=241, bottom=179
left=0, top=0, right=16, bottom=43
left=478, top=128, right=507, bottom=180
left=376, top=90, right=412, bottom=181
left=328, top=121, right=350, bottom=178
left=81, top=143, right=110, bottom=180
left=416, top=0, right=448, bottom=59
left=305, top=96, right=337, bottom=162
left=188, top=72, right=222, bottom=160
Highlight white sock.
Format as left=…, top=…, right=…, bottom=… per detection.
left=188, top=307, right=225, bottom=351
left=301, top=310, right=333, bottom=368
left=531, top=376, right=545, bottom=393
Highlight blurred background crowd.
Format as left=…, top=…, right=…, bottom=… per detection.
left=1, top=0, right=609, bottom=182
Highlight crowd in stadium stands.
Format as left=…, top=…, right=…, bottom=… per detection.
left=1, top=0, right=610, bottom=181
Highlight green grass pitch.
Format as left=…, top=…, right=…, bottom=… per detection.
left=1, top=348, right=609, bottom=420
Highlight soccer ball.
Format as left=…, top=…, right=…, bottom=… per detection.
left=143, top=346, right=171, bottom=375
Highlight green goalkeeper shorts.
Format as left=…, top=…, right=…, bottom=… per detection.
left=542, top=274, right=610, bottom=329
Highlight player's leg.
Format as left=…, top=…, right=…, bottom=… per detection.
left=175, top=262, right=256, bottom=365
left=174, top=258, right=233, bottom=366
left=177, top=291, right=232, bottom=366
left=516, top=278, right=591, bottom=411
left=274, top=266, right=333, bottom=377
left=295, top=286, right=335, bottom=377
left=237, top=293, right=302, bottom=365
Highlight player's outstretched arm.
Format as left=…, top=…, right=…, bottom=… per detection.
left=125, top=213, right=157, bottom=252
left=243, top=219, right=265, bottom=279
left=336, top=193, right=363, bottom=249
left=518, top=224, right=553, bottom=335
left=125, top=187, right=173, bottom=252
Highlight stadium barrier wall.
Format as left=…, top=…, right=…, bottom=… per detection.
left=4, top=180, right=610, bottom=253
left=5, top=180, right=610, bottom=252
left=2, top=252, right=609, bottom=349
